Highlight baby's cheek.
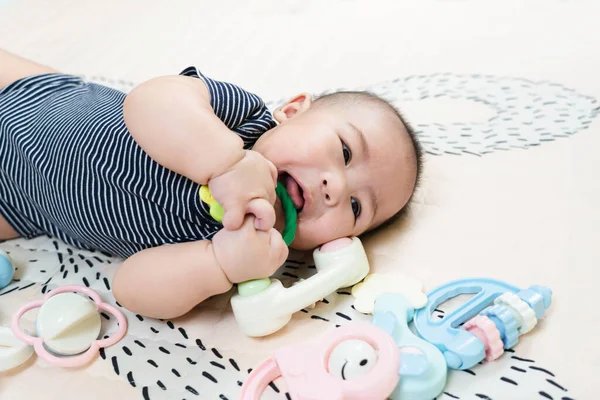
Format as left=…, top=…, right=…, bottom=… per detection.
left=298, top=212, right=351, bottom=246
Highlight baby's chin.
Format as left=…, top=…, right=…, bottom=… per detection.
left=288, top=226, right=329, bottom=251
left=288, top=238, right=318, bottom=252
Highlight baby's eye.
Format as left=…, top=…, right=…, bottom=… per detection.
left=351, top=197, right=361, bottom=219
left=341, top=140, right=352, bottom=165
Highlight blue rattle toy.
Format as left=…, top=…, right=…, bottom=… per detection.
left=413, top=278, right=552, bottom=370
left=0, top=250, right=14, bottom=289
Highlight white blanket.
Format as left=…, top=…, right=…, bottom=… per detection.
left=1, top=0, right=598, bottom=399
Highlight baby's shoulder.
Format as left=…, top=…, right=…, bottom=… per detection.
left=179, top=67, right=277, bottom=146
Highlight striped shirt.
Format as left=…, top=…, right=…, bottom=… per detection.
left=0, top=67, right=277, bottom=258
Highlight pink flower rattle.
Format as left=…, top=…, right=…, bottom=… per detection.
left=10, top=285, right=127, bottom=368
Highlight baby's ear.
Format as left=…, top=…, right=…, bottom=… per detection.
left=273, top=93, right=312, bottom=123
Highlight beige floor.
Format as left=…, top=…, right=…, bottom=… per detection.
left=1, top=0, right=599, bottom=399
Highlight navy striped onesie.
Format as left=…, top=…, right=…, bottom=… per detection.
left=0, top=67, right=276, bottom=258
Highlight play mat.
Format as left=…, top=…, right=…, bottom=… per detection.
left=1, top=0, right=598, bottom=399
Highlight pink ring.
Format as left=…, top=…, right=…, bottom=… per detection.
left=10, top=285, right=127, bottom=368
left=464, top=315, right=504, bottom=362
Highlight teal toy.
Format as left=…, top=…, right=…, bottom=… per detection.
left=373, top=293, right=447, bottom=400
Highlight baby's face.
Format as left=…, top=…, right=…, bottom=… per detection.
left=253, top=95, right=417, bottom=250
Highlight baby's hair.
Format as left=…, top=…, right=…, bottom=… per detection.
left=314, top=91, right=424, bottom=232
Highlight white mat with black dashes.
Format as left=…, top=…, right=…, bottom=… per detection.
left=0, top=234, right=574, bottom=400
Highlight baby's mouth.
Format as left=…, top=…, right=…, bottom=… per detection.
left=279, top=173, right=305, bottom=212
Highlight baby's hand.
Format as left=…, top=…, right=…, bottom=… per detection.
left=208, top=150, right=278, bottom=232
left=211, top=215, right=289, bottom=283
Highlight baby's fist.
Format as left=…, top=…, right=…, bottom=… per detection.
left=211, top=216, right=288, bottom=284
left=208, top=150, right=278, bottom=232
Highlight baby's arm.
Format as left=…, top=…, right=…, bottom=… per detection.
left=113, top=216, right=288, bottom=319
left=116, top=74, right=284, bottom=318
left=124, top=74, right=277, bottom=230
left=123, top=75, right=244, bottom=184
left=117, top=78, right=236, bottom=319
left=112, top=240, right=231, bottom=319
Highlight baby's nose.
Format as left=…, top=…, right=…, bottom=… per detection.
left=320, top=174, right=345, bottom=206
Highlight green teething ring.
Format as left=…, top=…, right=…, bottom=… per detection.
left=199, top=182, right=298, bottom=296
left=275, top=181, right=298, bottom=247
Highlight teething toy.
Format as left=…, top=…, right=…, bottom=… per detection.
left=0, top=250, right=15, bottom=289
left=240, top=323, right=399, bottom=400
left=199, top=182, right=297, bottom=245
left=231, top=236, right=370, bottom=337
left=11, top=285, right=127, bottom=367
left=0, top=326, right=34, bottom=371
left=200, top=185, right=370, bottom=337
left=199, top=185, right=225, bottom=223
left=413, top=278, right=552, bottom=370
left=372, top=293, right=447, bottom=400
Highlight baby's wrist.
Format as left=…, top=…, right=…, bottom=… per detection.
left=205, top=241, right=233, bottom=294
left=211, top=231, right=251, bottom=284
left=208, top=146, right=245, bottom=183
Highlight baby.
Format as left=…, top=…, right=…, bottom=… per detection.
left=0, top=49, right=422, bottom=319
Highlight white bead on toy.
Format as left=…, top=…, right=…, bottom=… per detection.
left=494, top=292, right=538, bottom=334
left=35, top=292, right=102, bottom=356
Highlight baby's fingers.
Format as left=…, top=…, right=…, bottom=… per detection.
left=246, top=198, right=276, bottom=232
left=222, top=207, right=245, bottom=231
left=269, top=228, right=289, bottom=270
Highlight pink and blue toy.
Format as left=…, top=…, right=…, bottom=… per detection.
left=241, top=276, right=553, bottom=400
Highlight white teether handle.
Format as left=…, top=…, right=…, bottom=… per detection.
left=231, top=237, right=370, bottom=337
